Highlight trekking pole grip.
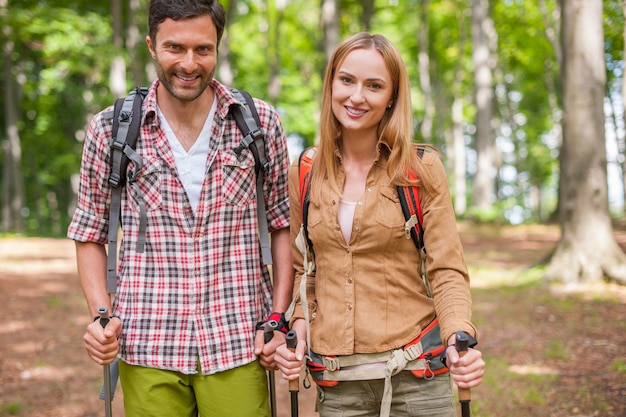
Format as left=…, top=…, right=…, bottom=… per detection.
left=98, top=306, right=113, bottom=417
left=98, top=307, right=110, bottom=329
left=454, top=331, right=471, bottom=417
left=285, top=330, right=299, bottom=392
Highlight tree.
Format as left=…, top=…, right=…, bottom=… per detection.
left=546, top=0, right=626, bottom=285
left=1, top=0, right=25, bottom=233
left=470, top=0, right=497, bottom=212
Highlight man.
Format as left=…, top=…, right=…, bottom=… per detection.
left=67, top=1, right=292, bottom=416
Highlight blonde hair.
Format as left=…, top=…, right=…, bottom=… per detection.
left=311, top=32, right=436, bottom=203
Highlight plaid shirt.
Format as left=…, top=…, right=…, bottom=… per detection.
left=68, top=79, right=290, bottom=375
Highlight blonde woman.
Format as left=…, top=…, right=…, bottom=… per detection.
left=276, top=32, right=484, bottom=417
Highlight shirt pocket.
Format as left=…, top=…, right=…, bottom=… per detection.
left=127, top=156, right=162, bottom=212
left=375, top=186, right=405, bottom=229
left=222, top=150, right=256, bottom=205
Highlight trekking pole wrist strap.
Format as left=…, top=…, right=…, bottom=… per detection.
left=255, top=312, right=289, bottom=333
left=93, top=315, right=120, bottom=322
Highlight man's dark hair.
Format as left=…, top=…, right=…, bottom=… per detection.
left=148, top=0, right=226, bottom=46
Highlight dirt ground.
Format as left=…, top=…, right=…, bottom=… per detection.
left=1, top=223, right=625, bottom=417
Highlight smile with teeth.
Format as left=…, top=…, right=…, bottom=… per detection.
left=346, top=106, right=367, bottom=115
left=177, top=75, right=198, bottom=81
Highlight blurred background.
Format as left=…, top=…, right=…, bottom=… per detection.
left=1, top=1, right=625, bottom=416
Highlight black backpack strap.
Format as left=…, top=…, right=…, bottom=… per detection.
left=396, top=147, right=426, bottom=252
left=298, top=147, right=317, bottom=252
left=229, top=88, right=272, bottom=265
left=396, top=146, right=431, bottom=296
left=106, top=87, right=147, bottom=294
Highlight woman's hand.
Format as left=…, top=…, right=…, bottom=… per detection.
left=274, top=319, right=307, bottom=381
left=445, top=337, right=485, bottom=389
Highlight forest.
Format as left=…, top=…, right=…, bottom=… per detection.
left=1, top=0, right=626, bottom=284
left=1, top=2, right=626, bottom=416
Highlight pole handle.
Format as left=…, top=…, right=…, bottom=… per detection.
left=98, top=306, right=110, bottom=329
left=454, top=332, right=471, bottom=402
left=285, top=330, right=299, bottom=392
left=264, top=320, right=278, bottom=344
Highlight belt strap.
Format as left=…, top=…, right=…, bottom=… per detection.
left=316, top=344, right=427, bottom=417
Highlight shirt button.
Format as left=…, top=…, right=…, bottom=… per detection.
left=347, top=303, right=353, bottom=310
left=348, top=277, right=353, bottom=283
left=355, top=226, right=360, bottom=232
left=358, top=201, right=363, bottom=206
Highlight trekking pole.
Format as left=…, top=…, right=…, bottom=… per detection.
left=285, top=330, right=299, bottom=417
left=98, top=307, right=113, bottom=417
left=264, top=320, right=278, bottom=417
left=454, top=332, right=471, bottom=417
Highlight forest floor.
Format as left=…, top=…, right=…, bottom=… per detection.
left=1, top=222, right=625, bottom=417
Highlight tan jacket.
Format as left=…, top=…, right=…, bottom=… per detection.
left=289, top=143, right=477, bottom=356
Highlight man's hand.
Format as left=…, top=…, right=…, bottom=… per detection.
left=254, top=328, right=286, bottom=370
left=84, top=317, right=121, bottom=365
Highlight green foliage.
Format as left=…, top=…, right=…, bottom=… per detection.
left=2, top=0, right=624, bottom=235
left=0, top=401, right=22, bottom=415
left=2, top=4, right=116, bottom=236
left=610, top=358, right=626, bottom=374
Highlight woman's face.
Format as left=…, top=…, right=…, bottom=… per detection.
left=331, top=47, right=394, bottom=137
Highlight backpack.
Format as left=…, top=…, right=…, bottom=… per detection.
left=104, top=86, right=271, bottom=294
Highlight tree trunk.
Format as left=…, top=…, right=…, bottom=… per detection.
left=359, top=0, right=375, bottom=32
left=267, top=0, right=285, bottom=103
left=452, top=6, right=468, bottom=216
left=417, top=0, right=434, bottom=143
left=127, top=0, right=145, bottom=85
left=622, top=0, right=626, bottom=218
left=546, top=0, right=626, bottom=285
left=2, top=0, right=25, bottom=233
left=110, top=0, right=126, bottom=97
left=470, top=0, right=496, bottom=211
left=321, top=0, right=340, bottom=70
left=217, top=0, right=237, bottom=86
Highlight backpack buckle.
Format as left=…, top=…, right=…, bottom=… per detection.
left=404, top=214, right=418, bottom=239
left=118, top=110, right=133, bottom=123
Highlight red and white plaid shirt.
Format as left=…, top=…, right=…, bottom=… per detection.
left=68, top=79, right=290, bottom=375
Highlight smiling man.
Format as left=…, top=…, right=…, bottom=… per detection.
left=67, top=1, right=293, bottom=416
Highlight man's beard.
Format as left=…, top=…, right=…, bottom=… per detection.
left=155, top=59, right=214, bottom=102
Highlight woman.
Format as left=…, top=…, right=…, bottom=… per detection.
left=276, top=32, right=485, bottom=417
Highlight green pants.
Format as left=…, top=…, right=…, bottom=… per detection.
left=119, top=360, right=271, bottom=417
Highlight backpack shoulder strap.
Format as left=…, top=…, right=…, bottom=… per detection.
left=396, top=146, right=432, bottom=297
left=109, top=87, right=147, bottom=188
left=396, top=147, right=426, bottom=253
left=106, top=86, right=147, bottom=294
left=298, top=147, right=317, bottom=250
left=228, top=88, right=272, bottom=265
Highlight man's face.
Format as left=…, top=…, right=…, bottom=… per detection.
left=146, top=14, right=218, bottom=102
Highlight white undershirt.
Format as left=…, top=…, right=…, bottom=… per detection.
left=338, top=199, right=357, bottom=243
left=157, top=99, right=217, bottom=214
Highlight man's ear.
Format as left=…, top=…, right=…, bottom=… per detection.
left=146, top=36, right=156, bottom=59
